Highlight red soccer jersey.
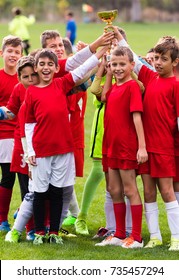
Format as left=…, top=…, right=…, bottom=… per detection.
left=103, top=80, right=143, bottom=161
left=0, top=69, right=18, bottom=139
left=25, top=74, right=75, bottom=158
left=139, top=65, right=179, bottom=156
left=68, top=91, right=87, bottom=149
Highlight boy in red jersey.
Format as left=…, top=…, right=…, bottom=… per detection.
left=0, top=35, right=23, bottom=232
left=115, top=28, right=179, bottom=251
left=25, top=46, right=109, bottom=245
left=4, top=56, right=39, bottom=242
left=95, top=46, right=148, bottom=248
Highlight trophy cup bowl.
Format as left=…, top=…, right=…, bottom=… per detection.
left=97, top=10, right=118, bottom=61
left=97, top=9, right=118, bottom=26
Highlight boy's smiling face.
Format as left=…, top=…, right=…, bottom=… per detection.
left=110, top=54, right=134, bottom=84
left=45, top=37, right=65, bottom=59
left=34, top=56, right=59, bottom=86
left=1, top=44, right=22, bottom=69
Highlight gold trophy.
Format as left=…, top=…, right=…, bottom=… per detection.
left=97, top=9, right=118, bottom=60
left=97, top=9, right=118, bottom=32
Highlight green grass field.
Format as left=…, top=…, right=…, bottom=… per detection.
left=0, top=22, right=179, bottom=260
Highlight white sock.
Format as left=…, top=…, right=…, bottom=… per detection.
left=175, top=192, right=179, bottom=204
left=68, top=188, right=79, bottom=218
left=105, top=190, right=116, bottom=232
left=145, top=202, right=162, bottom=241
left=13, top=192, right=34, bottom=233
left=165, top=200, right=179, bottom=239
left=125, top=197, right=132, bottom=234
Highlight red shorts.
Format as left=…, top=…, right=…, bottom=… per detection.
left=138, top=152, right=176, bottom=178
left=74, top=148, right=84, bottom=177
left=173, top=156, right=179, bottom=182
left=102, top=155, right=138, bottom=172
left=10, top=148, right=28, bottom=174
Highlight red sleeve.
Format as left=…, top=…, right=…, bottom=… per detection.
left=24, top=89, right=36, bottom=123
left=7, top=83, right=25, bottom=115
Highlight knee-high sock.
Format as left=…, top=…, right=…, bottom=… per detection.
left=33, top=191, right=48, bottom=234
left=13, top=192, right=34, bottom=233
left=105, top=190, right=115, bottom=231
left=60, top=185, right=73, bottom=226
left=113, top=202, right=126, bottom=239
left=0, top=186, right=13, bottom=223
left=165, top=200, right=179, bottom=239
left=68, top=188, right=79, bottom=218
left=78, top=159, right=104, bottom=220
left=131, top=204, right=143, bottom=242
left=145, top=202, right=162, bottom=241
left=49, top=184, right=63, bottom=234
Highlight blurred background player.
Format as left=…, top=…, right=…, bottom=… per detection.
left=9, top=7, right=35, bottom=55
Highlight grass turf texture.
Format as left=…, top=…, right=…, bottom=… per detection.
left=0, top=22, right=179, bottom=260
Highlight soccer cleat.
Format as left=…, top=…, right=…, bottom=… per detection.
left=122, top=236, right=144, bottom=249
left=144, top=237, right=162, bottom=248
left=0, top=221, right=11, bottom=232
left=92, top=227, right=109, bottom=239
left=168, top=237, right=179, bottom=251
left=95, top=235, right=124, bottom=246
left=48, top=234, right=63, bottom=244
left=75, top=219, right=89, bottom=235
left=5, top=229, right=21, bottom=243
left=33, top=234, right=46, bottom=245
left=59, top=228, right=77, bottom=238
left=62, top=215, right=77, bottom=226
left=26, top=229, right=35, bottom=241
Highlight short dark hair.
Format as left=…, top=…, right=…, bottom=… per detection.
left=16, top=56, right=35, bottom=78
left=63, top=38, right=73, bottom=56
left=34, top=49, right=58, bottom=67
left=12, top=7, right=22, bottom=16
left=154, top=36, right=179, bottom=62
left=111, top=46, right=134, bottom=62
left=67, top=12, right=74, bottom=17
left=1, top=35, right=23, bottom=52
left=40, top=30, right=61, bottom=48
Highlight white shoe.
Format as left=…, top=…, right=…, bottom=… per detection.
left=95, top=235, right=123, bottom=246
left=168, top=237, right=179, bottom=251
left=122, top=237, right=144, bottom=248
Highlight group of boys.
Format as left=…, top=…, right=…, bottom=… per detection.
left=0, top=24, right=179, bottom=251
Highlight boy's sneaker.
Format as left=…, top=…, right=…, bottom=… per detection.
left=168, top=237, right=179, bottom=251
left=26, top=230, right=35, bottom=241
left=122, top=236, right=144, bottom=249
left=0, top=221, right=11, bottom=232
left=59, top=228, right=77, bottom=238
left=92, top=227, right=109, bottom=239
left=5, top=229, right=21, bottom=243
left=48, top=234, right=63, bottom=244
left=144, top=237, right=162, bottom=248
left=62, top=215, right=77, bottom=226
left=75, top=219, right=89, bottom=235
left=33, top=234, right=46, bottom=245
left=95, top=235, right=124, bottom=246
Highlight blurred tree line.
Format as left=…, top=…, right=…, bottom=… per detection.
left=0, top=0, right=179, bottom=21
